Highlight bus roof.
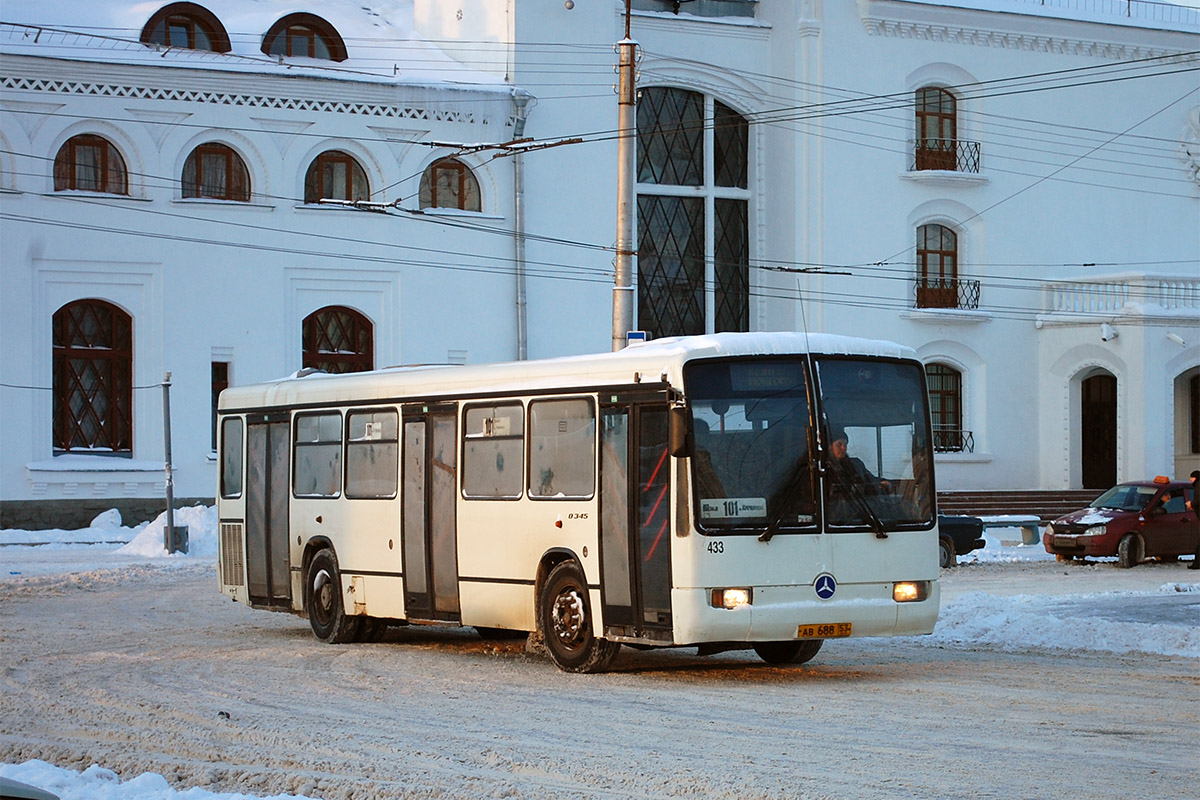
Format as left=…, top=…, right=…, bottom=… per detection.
left=218, top=331, right=916, bottom=411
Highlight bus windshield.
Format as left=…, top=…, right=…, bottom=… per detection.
left=685, top=356, right=934, bottom=533
left=815, top=357, right=934, bottom=529
left=686, top=358, right=817, bottom=532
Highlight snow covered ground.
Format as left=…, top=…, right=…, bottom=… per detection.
left=2, top=508, right=1197, bottom=799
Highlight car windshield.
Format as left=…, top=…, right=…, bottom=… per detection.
left=1090, top=484, right=1157, bottom=512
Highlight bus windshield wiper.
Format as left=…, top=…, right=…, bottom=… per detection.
left=826, top=462, right=889, bottom=539
left=759, top=458, right=813, bottom=543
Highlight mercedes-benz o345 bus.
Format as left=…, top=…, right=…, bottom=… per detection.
left=216, top=332, right=939, bottom=672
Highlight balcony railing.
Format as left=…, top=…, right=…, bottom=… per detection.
left=914, top=278, right=981, bottom=310
left=933, top=428, right=975, bottom=454
left=1044, top=276, right=1200, bottom=315
left=910, top=139, right=981, bottom=173
left=1009, top=0, right=1200, bottom=26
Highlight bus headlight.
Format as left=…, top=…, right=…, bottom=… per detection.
left=711, top=587, right=752, bottom=609
left=893, top=581, right=928, bottom=603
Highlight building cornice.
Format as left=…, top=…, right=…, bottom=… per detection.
left=0, top=55, right=506, bottom=128
left=856, top=0, right=1197, bottom=60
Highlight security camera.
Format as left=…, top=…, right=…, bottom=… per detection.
left=1100, top=323, right=1118, bottom=342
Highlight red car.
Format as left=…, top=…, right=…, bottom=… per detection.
left=1043, top=477, right=1197, bottom=568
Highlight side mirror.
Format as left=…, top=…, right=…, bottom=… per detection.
left=669, top=406, right=692, bottom=458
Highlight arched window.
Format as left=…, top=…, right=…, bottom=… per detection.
left=182, top=143, right=250, bottom=201
left=302, top=307, right=373, bottom=374
left=262, top=13, right=347, bottom=62
left=915, top=223, right=960, bottom=309
left=141, top=3, right=230, bottom=52
left=636, top=87, right=749, bottom=339
left=915, top=87, right=958, bottom=170
left=53, top=135, right=128, bottom=194
left=304, top=150, right=369, bottom=204
left=419, top=158, right=481, bottom=212
left=926, top=364, right=969, bottom=453
left=53, top=300, right=133, bottom=453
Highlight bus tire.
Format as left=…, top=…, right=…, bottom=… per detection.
left=753, top=638, right=823, bottom=665
left=305, top=548, right=361, bottom=644
left=538, top=561, right=618, bottom=673
left=355, top=616, right=389, bottom=643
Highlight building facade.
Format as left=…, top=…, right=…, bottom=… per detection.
left=2, top=0, right=1198, bottom=526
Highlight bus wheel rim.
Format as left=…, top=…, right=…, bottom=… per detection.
left=551, top=588, right=586, bottom=649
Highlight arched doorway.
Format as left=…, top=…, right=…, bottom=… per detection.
left=1174, top=367, right=1200, bottom=478
left=1081, top=371, right=1117, bottom=489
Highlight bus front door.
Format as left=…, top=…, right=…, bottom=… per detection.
left=599, top=403, right=673, bottom=639
left=401, top=406, right=461, bottom=622
left=245, top=417, right=291, bottom=607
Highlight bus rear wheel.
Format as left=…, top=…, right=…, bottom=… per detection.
left=753, top=639, right=823, bottom=665
left=538, top=561, right=618, bottom=673
left=306, top=549, right=361, bottom=644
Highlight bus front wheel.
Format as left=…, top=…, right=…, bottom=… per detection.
left=538, top=561, right=618, bottom=673
left=305, top=548, right=361, bottom=644
left=753, top=639, right=823, bottom=665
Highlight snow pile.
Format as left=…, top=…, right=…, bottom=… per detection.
left=960, top=525, right=1056, bottom=563
left=0, top=761, right=312, bottom=800
left=117, top=504, right=219, bottom=558
left=928, top=584, right=1200, bottom=658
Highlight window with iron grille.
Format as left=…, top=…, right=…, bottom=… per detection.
left=915, top=87, right=957, bottom=171
left=182, top=143, right=250, bottom=201
left=304, top=150, right=369, bottom=203
left=53, top=135, right=128, bottom=194
left=419, top=158, right=481, bottom=212
left=916, top=223, right=960, bottom=309
left=262, top=13, right=347, bottom=61
left=302, top=306, right=373, bottom=374
left=140, top=3, right=231, bottom=52
left=636, top=87, right=750, bottom=339
left=926, top=363, right=966, bottom=453
left=52, top=299, right=133, bottom=454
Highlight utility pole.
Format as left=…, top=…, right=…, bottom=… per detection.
left=612, top=0, right=637, bottom=351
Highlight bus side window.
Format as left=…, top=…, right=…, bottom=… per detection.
left=462, top=403, right=524, bottom=499
left=529, top=398, right=596, bottom=499
left=220, top=417, right=243, bottom=499
left=346, top=409, right=398, bottom=499
left=294, top=412, right=343, bottom=498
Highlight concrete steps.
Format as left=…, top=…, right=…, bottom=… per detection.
left=937, top=490, right=1100, bottom=524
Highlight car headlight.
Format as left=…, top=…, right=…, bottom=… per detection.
left=1044, top=524, right=1054, bottom=536
left=1085, top=524, right=1107, bottom=536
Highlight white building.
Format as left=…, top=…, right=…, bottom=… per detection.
left=2, top=0, right=1198, bottom=526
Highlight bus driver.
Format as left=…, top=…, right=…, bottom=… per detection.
left=828, top=428, right=891, bottom=495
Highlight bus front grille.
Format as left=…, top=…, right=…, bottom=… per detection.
left=220, top=522, right=245, bottom=586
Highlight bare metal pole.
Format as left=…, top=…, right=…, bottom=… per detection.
left=612, top=0, right=637, bottom=351
left=513, top=91, right=531, bottom=360
left=161, top=372, right=177, bottom=553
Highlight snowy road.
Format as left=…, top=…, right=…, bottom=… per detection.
left=2, top=553, right=1197, bottom=800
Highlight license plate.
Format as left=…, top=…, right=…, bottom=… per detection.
left=797, top=622, right=851, bottom=639
left=1053, top=536, right=1077, bottom=548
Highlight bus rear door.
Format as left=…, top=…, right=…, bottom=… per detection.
left=401, top=404, right=461, bottom=622
left=245, top=413, right=292, bottom=608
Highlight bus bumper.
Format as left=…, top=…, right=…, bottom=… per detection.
left=670, top=581, right=940, bottom=645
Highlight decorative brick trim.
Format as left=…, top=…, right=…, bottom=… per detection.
left=1, top=75, right=489, bottom=125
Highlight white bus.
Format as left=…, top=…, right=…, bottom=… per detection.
left=216, top=332, right=939, bottom=672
